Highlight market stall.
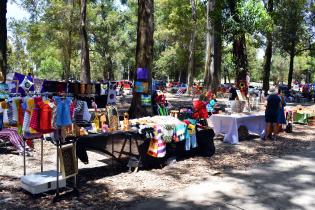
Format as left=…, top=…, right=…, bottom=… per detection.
left=209, top=112, right=265, bottom=144
left=76, top=130, right=141, bottom=164
left=285, top=106, right=315, bottom=124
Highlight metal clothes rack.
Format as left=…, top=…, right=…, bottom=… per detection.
left=22, top=134, right=78, bottom=201
left=21, top=93, right=79, bottom=202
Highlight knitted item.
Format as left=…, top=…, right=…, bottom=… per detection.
left=22, top=98, right=33, bottom=133
left=54, top=96, right=72, bottom=127
left=38, top=101, right=54, bottom=133
left=12, top=98, right=19, bottom=122
left=82, top=102, right=91, bottom=122
left=7, top=101, right=17, bottom=126
left=29, top=97, right=42, bottom=132
left=1, top=101, right=9, bottom=128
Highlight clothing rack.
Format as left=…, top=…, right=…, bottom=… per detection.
left=20, top=93, right=79, bottom=202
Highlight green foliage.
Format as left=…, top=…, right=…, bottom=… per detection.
left=153, top=0, right=206, bottom=80
left=223, top=0, right=272, bottom=42
left=6, top=0, right=314, bottom=84
left=274, top=0, right=309, bottom=55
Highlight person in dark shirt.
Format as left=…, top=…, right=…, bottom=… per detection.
left=229, top=85, right=238, bottom=100
left=264, top=87, right=281, bottom=140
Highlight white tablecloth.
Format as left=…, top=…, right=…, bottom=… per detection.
left=208, top=113, right=266, bottom=144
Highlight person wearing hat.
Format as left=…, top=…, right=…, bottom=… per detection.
left=264, top=86, right=281, bottom=140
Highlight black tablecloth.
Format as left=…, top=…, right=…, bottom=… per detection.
left=76, top=128, right=215, bottom=167
left=76, top=131, right=139, bottom=164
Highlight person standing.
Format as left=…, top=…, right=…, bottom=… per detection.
left=277, top=89, right=286, bottom=132
left=229, top=85, right=238, bottom=100
left=264, top=87, right=281, bottom=140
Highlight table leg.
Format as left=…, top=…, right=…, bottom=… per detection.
left=118, top=137, right=128, bottom=160
left=41, top=139, right=43, bottom=172
left=23, top=139, right=26, bottom=176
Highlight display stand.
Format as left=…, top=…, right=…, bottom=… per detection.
left=21, top=134, right=78, bottom=202
left=53, top=134, right=78, bottom=202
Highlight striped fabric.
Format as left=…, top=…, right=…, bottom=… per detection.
left=0, top=128, right=27, bottom=152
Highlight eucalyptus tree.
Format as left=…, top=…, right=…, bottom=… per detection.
left=129, top=0, right=154, bottom=118
left=274, top=0, right=313, bottom=88
left=0, top=0, right=7, bottom=81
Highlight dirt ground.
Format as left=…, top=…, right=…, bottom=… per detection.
left=1, top=123, right=314, bottom=209
left=1, top=96, right=315, bottom=209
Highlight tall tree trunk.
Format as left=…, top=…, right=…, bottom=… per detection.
left=211, top=1, right=222, bottom=93
left=187, top=0, right=197, bottom=94
left=204, top=0, right=222, bottom=93
left=288, top=50, right=295, bottom=89
left=229, top=1, right=248, bottom=89
left=64, top=28, right=72, bottom=80
left=0, top=0, right=7, bottom=82
left=103, top=63, right=108, bottom=81
left=64, top=0, right=75, bottom=81
left=233, top=34, right=248, bottom=82
left=204, top=0, right=214, bottom=89
left=79, top=0, right=91, bottom=83
left=107, top=56, right=114, bottom=80
left=129, top=0, right=154, bottom=118
left=262, top=0, right=273, bottom=93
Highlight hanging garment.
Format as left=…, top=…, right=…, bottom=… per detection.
left=49, top=101, right=57, bottom=129
left=7, top=100, right=17, bottom=126
left=70, top=101, right=75, bottom=120
left=38, top=101, right=54, bottom=133
left=74, top=100, right=85, bottom=125
left=54, top=96, right=72, bottom=127
left=173, top=123, right=188, bottom=142
left=147, top=133, right=166, bottom=158
left=29, top=97, right=42, bottom=132
left=82, top=101, right=91, bottom=122
left=11, top=98, right=19, bottom=123
left=1, top=101, right=9, bottom=128
left=22, top=97, right=33, bottom=133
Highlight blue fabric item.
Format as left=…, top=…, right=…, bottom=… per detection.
left=0, top=113, right=3, bottom=130
left=54, top=96, right=72, bottom=126
left=206, top=100, right=216, bottom=112
left=185, top=135, right=191, bottom=151
left=278, top=98, right=286, bottom=124
left=265, top=94, right=281, bottom=123
left=185, top=135, right=197, bottom=151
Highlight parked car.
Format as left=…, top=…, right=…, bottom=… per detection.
left=171, top=83, right=188, bottom=94
left=116, top=80, right=133, bottom=95
left=248, top=85, right=261, bottom=96
left=153, top=80, right=167, bottom=92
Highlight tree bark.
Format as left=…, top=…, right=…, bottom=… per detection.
left=64, top=28, right=72, bottom=80
left=107, top=56, right=114, bottom=80
left=204, top=0, right=222, bottom=93
left=187, top=0, right=197, bottom=94
left=0, top=0, right=7, bottom=82
left=288, top=50, right=295, bottom=89
left=103, top=63, right=108, bottom=81
left=211, top=2, right=222, bottom=93
left=262, top=0, right=273, bottom=93
left=129, top=0, right=154, bottom=118
left=262, top=33, right=272, bottom=92
left=233, top=34, right=248, bottom=82
left=204, top=0, right=214, bottom=89
left=79, top=0, right=91, bottom=83
left=229, top=1, right=248, bottom=87
left=64, top=0, right=75, bottom=81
